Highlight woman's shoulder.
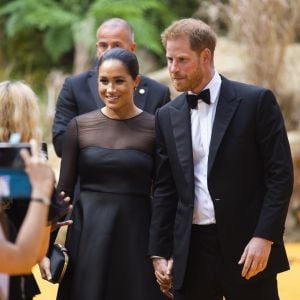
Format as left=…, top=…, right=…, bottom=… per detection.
left=134, top=111, right=155, bottom=129
left=140, top=111, right=155, bottom=120
left=75, top=109, right=101, bottom=123
left=70, top=110, right=103, bottom=129
left=137, top=111, right=155, bottom=123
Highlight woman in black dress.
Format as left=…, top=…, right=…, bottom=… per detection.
left=57, top=48, right=164, bottom=300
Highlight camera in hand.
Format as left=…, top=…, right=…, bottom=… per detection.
left=0, top=143, right=31, bottom=199
left=0, top=142, right=69, bottom=224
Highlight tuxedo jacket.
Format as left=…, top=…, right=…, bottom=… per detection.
left=149, top=76, right=293, bottom=289
left=52, top=67, right=170, bottom=157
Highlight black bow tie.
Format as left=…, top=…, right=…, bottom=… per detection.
left=187, top=89, right=211, bottom=109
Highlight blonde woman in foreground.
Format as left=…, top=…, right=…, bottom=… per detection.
left=0, top=81, right=71, bottom=300
left=0, top=139, right=53, bottom=299
left=0, top=81, right=41, bottom=144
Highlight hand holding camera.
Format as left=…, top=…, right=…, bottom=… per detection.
left=20, top=139, right=54, bottom=203
left=0, top=140, right=72, bottom=225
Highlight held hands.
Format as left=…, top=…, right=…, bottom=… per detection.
left=152, top=257, right=174, bottom=299
left=50, top=191, right=73, bottom=232
left=238, top=237, right=272, bottom=280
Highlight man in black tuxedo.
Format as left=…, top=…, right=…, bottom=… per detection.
left=149, top=18, right=293, bottom=300
left=52, top=18, right=170, bottom=157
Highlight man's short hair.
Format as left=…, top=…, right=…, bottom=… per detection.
left=161, top=18, right=216, bottom=55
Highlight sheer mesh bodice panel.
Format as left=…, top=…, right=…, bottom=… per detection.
left=57, top=110, right=155, bottom=198
left=74, top=110, right=155, bottom=153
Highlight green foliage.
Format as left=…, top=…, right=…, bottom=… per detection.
left=0, top=0, right=78, bottom=62
left=89, top=0, right=175, bottom=55
left=44, top=27, right=74, bottom=63
left=2, top=28, right=54, bottom=89
left=0, top=0, right=201, bottom=92
left=0, top=0, right=202, bottom=141
left=0, top=0, right=200, bottom=72
left=0, top=0, right=175, bottom=61
left=163, top=0, right=200, bottom=18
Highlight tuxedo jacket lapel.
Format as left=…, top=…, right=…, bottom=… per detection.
left=169, top=94, right=194, bottom=188
left=208, top=77, right=241, bottom=175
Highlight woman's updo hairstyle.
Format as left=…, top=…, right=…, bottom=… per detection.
left=98, top=48, right=139, bottom=79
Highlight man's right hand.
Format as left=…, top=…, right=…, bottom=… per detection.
left=152, top=257, right=174, bottom=299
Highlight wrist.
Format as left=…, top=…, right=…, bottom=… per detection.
left=151, top=256, right=164, bottom=259
left=31, top=196, right=51, bottom=206
left=31, top=186, right=53, bottom=200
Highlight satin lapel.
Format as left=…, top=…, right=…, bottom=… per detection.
left=169, top=94, right=194, bottom=186
left=87, top=70, right=104, bottom=109
left=208, top=77, right=241, bottom=175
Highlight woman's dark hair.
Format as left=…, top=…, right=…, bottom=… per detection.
left=97, top=48, right=139, bottom=79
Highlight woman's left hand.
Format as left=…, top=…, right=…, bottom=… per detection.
left=49, top=191, right=73, bottom=230
left=39, top=256, right=52, bottom=281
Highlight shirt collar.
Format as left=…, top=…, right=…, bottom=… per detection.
left=188, top=71, right=222, bottom=105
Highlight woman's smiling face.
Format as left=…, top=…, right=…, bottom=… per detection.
left=98, top=59, right=139, bottom=112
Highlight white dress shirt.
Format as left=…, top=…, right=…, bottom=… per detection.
left=190, top=72, right=222, bottom=224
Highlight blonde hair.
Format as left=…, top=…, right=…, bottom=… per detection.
left=161, top=18, right=217, bottom=55
left=0, top=81, right=41, bottom=142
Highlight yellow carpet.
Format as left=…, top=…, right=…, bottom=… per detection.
left=32, top=243, right=300, bottom=300
left=32, top=266, right=58, bottom=300
left=277, top=243, right=300, bottom=299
